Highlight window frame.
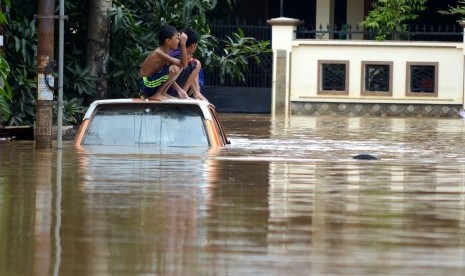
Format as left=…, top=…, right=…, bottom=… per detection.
left=406, top=62, right=438, bottom=97
left=361, top=61, right=393, bottom=96
left=317, top=60, right=350, bottom=95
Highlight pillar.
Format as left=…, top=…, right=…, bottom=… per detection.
left=460, top=21, right=465, bottom=109
left=346, top=0, right=365, bottom=40
left=267, top=17, right=302, bottom=116
left=316, top=0, right=335, bottom=39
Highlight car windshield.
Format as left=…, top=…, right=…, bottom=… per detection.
left=82, top=104, right=209, bottom=147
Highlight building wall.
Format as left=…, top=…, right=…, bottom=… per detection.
left=268, top=17, right=465, bottom=117
left=290, top=40, right=463, bottom=105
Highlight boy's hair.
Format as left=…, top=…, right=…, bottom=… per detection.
left=158, top=25, right=178, bottom=45
left=183, top=28, right=200, bottom=47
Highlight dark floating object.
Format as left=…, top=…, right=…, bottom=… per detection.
left=352, top=154, right=379, bottom=160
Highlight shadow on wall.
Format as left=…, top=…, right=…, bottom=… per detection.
left=203, top=86, right=271, bottom=113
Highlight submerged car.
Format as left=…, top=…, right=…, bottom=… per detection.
left=74, top=98, right=229, bottom=148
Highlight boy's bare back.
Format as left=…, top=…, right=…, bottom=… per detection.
left=139, top=49, right=168, bottom=77
left=137, top=26, right=188, bottom=100
left=139, top=32, right=188, bottom=78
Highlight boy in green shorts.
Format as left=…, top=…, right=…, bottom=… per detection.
left=138, top=25, right=190, bottom=100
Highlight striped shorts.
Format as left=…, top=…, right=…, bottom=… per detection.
left=138, top=65, right=170, bottom=97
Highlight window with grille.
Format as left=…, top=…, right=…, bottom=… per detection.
left=318, top=60, right=349, bottom=95
left=406, top=62, right=438, bottom=97
left=362, top=61, right=392, bottom=96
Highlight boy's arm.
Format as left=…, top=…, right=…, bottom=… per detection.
left=178, top=32, right=188, bottom=68
left=156, top=32, right=188, bottom=67
left=156, top=50, right=185, bottom=66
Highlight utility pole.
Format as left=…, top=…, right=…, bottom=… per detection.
left=36, top=0, right=55, bottom=150
left=57, top=0, right=65, bottom=149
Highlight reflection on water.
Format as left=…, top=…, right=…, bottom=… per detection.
left=1, top=115, right=465, bottom=275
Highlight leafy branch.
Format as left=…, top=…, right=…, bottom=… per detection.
left=360, top=0, right=427, bottom=40
left=439, top=0, right=465, bottom=20
left=214, top=28, right=271, bottom=84
left=0, top=0, right=11, bottom=123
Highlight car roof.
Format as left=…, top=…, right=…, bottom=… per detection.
left=82, top=98, right=216, bottom=121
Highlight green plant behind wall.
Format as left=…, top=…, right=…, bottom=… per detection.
left=5, top=1, right=96, bottom=126
left=361, top=0, right=428, bottom=40
left=0, top=0, right=11, bottom=125
left=439, top=0, right=465, bottom=20
left=107, top=0, right=270, bottom=97
left=5, top=17, right=37, bottom=126
left=0, top=54, right=11, bottom=125
left=3, top=0, right=270, bottom=126
left=215, top=28, right=271, bottom=84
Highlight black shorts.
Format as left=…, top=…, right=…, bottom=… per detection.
left=168, top=60, right=198, bottom=96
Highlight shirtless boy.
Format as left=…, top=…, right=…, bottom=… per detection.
left=138, top=25, right=190, bottom=100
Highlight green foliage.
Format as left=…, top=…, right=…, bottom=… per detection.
left=195, top=30, right=219, bottom=67
left=3, top=0, right=268, bottom=126
left=0, top=55, right=11, bottom=122
left=0, top=12, right=6, bottom=25
left=55, top=97, right=87, bottom=125
left=216, top=28, right=271, bottom=84
left=361, top=0, right=428, bottom=40
left=8, top=66, right=36, bottom=126
left=9, top=18, right=36, bottom=66
left=439, top=0, right=465, bottom=20
left=107, top=0, right=268, bottom=94
left=107, top=2, right=148, bottom=98
left=4, top=1, right=94, bottom=126
left=64, top=47, right=98, bottom=98
left=106, top=0, right=220, bottom=98
left=107, top=44, right=144, bottom=98
left=0, top=0, right=11, bottom=124
left=4, top=16, right=37, bottom=126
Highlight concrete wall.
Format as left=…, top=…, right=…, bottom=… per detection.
left=291, top=40, right=464, bottom=104
left=268, top=17, right=465, bottom=117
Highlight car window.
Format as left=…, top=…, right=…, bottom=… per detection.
left=82, top=104, right=209, bottom=147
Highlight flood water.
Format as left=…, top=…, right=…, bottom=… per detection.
left=1, top=114, right=465, bottom=275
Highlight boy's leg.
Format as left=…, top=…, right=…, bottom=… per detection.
left=150, top=65, right=182, bottom=100
left=188, top=61, right=207, bottom=101
left=170, top=82, right=191, bottom=99
left=181, top=61, right=201, bottom=93
left=163, top=65, right=190, bottom=99
left=170, top=61, right=199, bottom=99
left=191, top=74, right=208, bottom=101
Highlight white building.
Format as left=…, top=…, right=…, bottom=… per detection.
left=266, top=2, right=464, bottom=117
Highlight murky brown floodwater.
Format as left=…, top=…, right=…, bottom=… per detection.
left=1, top=114, right=465, bottom=275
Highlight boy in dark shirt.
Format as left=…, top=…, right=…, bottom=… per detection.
left=169, top=28, right=208, bottom=101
